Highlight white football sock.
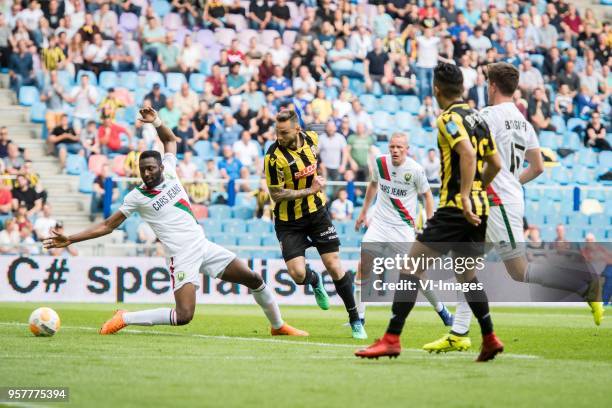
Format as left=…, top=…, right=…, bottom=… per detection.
left=422, top=288, right=444, bottom=312
left=123, top=308, right=176, bottom=326
left=252, top=284, right=284, bottom=329
left=451, top=292, right=472, bottom=335
left=355, top=279, right=366, bottom=320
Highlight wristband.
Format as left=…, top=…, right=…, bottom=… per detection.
left=152, top=117, right=163, bottom=128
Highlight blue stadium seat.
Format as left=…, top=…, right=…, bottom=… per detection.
left=376, top=141, right=389, bottom=152
left=372, top=111, right=393, bottom=132
left=237, top=234, right=261, bottom=246
left=399, top=95, right=420, bottom=115
left=540, top=226, right=556, bottom=241
left=57, top=70, right=74, bottom=89
left=342, top=236, right=361, bottom=247
left=585, top=188, right=606, bottom=201
left=539, top=131, right=558, bottom=148
left=552, top=168, right=570, bottom=185
left=598, top=151, right=611, bottom=168
left=222, top=219, right=247, bottom=233
left=199, top=60, right=212, bottom=76
left=76, top=70, right=98, bottom=86
left=200, top=219, right=223, bottom=234
left=118, top=72, right=138, bottom=91
left=574, top=168, right=593, bottom=185
left=545, top=213, right=567, bottom=226
left=143, top=71, right=166, bottom=89
left=246, top=219, right=272, bottom=234
left=565, top=228, right=583, bottom=241
left=359, top=94, right=378, bottom=113
left=122, top=216, right=141, bottom=242
left=562, top=132, right=582, bottom=150
left=99, top=71, right=118, bottom=89
left=188, top=73, right=206, bottom=93
left=523, top=187, right=541, bottom=201
left=573, top=213, right=590, bottom=226
left=193, top=140, right=215, bottom=160
left=66, top=154, right=87, bottom=175
left=380, top=95, right=399, bottom=113
left=394, top=111, right=413, bottom=131
left=152, top=0, right=172, bottom=17
left=551, top=115, right=566, bottom=134
left=567, top=118, right=586, bottom=132
left=209, top=234, right=237, bottom=246
left=235, top=193, right=256, bottom=208
left=371, top=81, right=384, bottom=96
left=166, top=72, right=187, bottom=93
left=576, top=150, right=597, bottom=169
left=232, top=206, right=255, bottom=220
left=528, top=54, right=545, bottom=69
left=18, top=86, right=39, bottom=106
left=589, top=213, right=609, bottom=226
left=528, top=212, right=546, bottom=225
left=349, top=78, right=365, bottom=96
left=261, top=234, right=278, bottom=247
left=208, top=204, right=231, bottom=219
left=78, top=171, right=96, bottom=193
left=30, top=102, right=46, bottom=123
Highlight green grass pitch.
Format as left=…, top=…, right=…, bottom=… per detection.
left=1, top=303, right=610, bottom=408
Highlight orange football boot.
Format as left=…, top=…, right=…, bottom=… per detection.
left=271, top=323, right=309, bottom=336
left=99, top=310, right=127, bottom=335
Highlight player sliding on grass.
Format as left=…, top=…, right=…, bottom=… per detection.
left=354, top=132, right=454, bottom=327
left=355, top=63, right=504, bottom=362
left=423, top=62, right=604, bottom=354
left=264, top=109, right=367, bottom=339
left=43, top=107, right=307, bottom=337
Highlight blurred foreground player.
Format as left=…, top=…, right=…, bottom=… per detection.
left=355, top=63, right=503, bottom=362
left=44, top=107, right=307, bottom=337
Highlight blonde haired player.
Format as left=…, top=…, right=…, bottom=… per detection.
left=44, top=107, right=307, bottom=337
left=354, top=132, right=453, bottom=326
left=424, top=62, right=604, bottom=354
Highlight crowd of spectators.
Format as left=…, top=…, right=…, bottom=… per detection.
left=0, top=0, right=610, bottom=242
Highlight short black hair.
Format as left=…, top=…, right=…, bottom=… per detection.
left=276, top=109, right=298, bottom=125
left=140, top=150, right=162, bottom=165
left=434, top=62, right=464, bottom=99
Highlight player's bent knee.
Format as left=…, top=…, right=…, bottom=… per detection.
left=175, top=308, right=194, bottom=325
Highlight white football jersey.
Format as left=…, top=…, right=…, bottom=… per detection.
left=119, top=153, right=206, bottom=262
left=371, top=154, right=430, bottom=228
left=480, top=102, right=539, bottom=206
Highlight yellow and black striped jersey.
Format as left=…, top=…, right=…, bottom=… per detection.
left=264, top=130, right=326, bottom=222
left=436, top=102, right=497, bottom=217
left=41, top=46, right=65, bottom=71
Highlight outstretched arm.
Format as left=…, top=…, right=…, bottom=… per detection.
left=138, top=107, right=177, bottom=155
left=519, top=148, right=544, bottom=185
left=43, top=211, right=126, bottom=249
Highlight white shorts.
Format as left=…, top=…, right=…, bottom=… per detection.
left=363, top=220, right=416, bottom=243
left=168, top=240, right=237, bottom=292
left=486, top=204, right=525, bottom=261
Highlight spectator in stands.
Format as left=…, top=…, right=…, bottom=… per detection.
left=218, top=145, right=242, bottom=180
left=393, top=54, right=417, bottom=95
left=215, top=113, right=243, bottom=149
left=41, top=34, right=67, bottom=71
left=364, top=37, right=391, bottom=93
left=8, top=40, right=36, bottom=93
left=248, top=0, right=271, bottom=31
left=40, top=70, right=65, bottom=132
left=537, top=14, right=558, bottom=52
left=330, top=188, right=354, bottom=221
left=347, top=99, right=373, bottom=133
left=174, top=82, right=199, bottom=119
left=243, top=80, right=266, bottom=112
left=178, top=34, right=201, bottom=78
left=253, top=105, right=274, bottom=142
left=557, top=60, right=580, bottom=96
left=236, top=166, right=253, bottom=192
left=458, top=54, right=477, bottom=94
left=108, top=31, right=134, bottom=72
left=144, top=83, right=167, bottom=112
left=468, top=26, right=491, bottom=60
left=173, top=114, right=195, bottom=155
left=66, top=33, right=85, bottom=76
left=98, top=113, right=133, bottom=155
left=17, top=225, right=38, bottom=255
left=47, top=221, right=78, bottom=257
left=64, top=74, right=98, bottom=132
left=158, top=31, right=180, bottom=73
left=14, top=202, right=33, bottom=232
left=347, top=123, right=375, bottom=182
left=580, top=64, right=604, bottom=96
left=293, top=65, right=317, bottom=101
left=422, top=148, right=440, bottom=192
left=233, top=130, right=261, bottom=173
left=348, top=23, right=373, bottom=61
left=178, top=150, right=198, bottom=180
left=327, top=37, right=354, bottom=74
left=12, top=175, right=41, bottom=216
left=187, top=171, right=210, bottom=205
left=80, top=120, right=100, bottom=156
left=553, top=224, right=571, bottom=251
left=94, top=2, right=118, bottom=40
left=270, top=0, right=291, bottom=36
left=418, top=95, right=438, bottom=129
left=78, top=12, right=100, bottom=43
left=543, top=46, right=563, bottom=84
left=319, top=120, right=348, bottom=182
left=415, top=26, right=439, bottom=98
left=227, top=61, right=248, bottom=108
left=518, top=58, right=544, bottom=94
left=584, top=111, right=611, bottom=151
left=124, top=139, right=146, bottom=178
left=265, top=65, right=292, bottom=108
left=311, top=87, right=333, bottom=124
left=48, top=114, right=82, bottom=170
left=554, top=84, right=574, bottom=124
left=33, top=203, right=56, bottom=240
left=234, top=101, right=256, bottom=131
left=4, top=143, right=25, bottom=174
left=203, top=0, right=232, bottom=30
left=206, top=64, right=230, bottom=105
left=468, top=72, right=488, bottom=110
left=0, top=218, right=20, bottom=254
left=84, top=32, right=109, bottom=74
left=142, top=15, right=165, bottom=67
left=159, top=98, right=182, bottom=130
left=0, top=14, right=11, bottom=68
left=98, top=87, right=125, bottom=120
left=575, top=85, right=601, bottom=117
left=528, top=87, right=554, bottom=133
left=204, top=159, right=223, bottom=193
left=90, top=163, right=118, bottom=221
left=0, top=181, right=12, bottom=216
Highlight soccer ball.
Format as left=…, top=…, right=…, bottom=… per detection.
left=29, top=307, right=61, bottom=337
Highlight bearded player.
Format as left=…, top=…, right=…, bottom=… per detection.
left=423, top=62, right=604, bottom=353
left=44, top=107, right=307, bottom=337
left=354, top=132, right=453, bottom=327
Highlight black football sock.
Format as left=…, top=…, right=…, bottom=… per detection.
left=333, top=273, right=360, bottom=323
left=298, top=269, right=319, bottom=288
left=464, top=277, right=493, bottom=336
left=386, top=274, right=420, bottom=335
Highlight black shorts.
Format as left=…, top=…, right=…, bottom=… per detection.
left=417, top=207, right=488, bottom=256
left=274, top=208, right=341, bottom=261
